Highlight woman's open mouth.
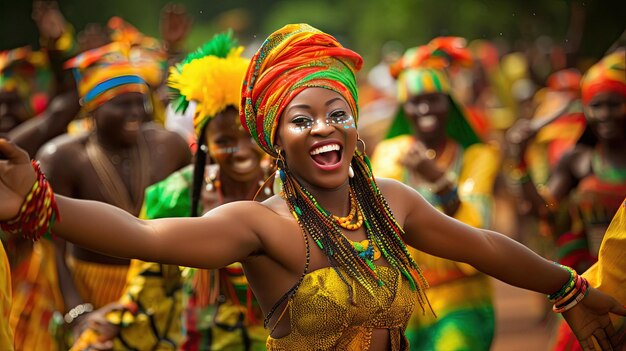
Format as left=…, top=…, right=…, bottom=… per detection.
left=231, top=158, right=257, bottom=174
left=309, top=142, right=343, bottom=171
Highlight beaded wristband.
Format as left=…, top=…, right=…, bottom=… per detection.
left=552, top=278, right=589, bottom=313
left=0, top=160, right=60, bottom=241
left=548, top=263, right=577, bottom=302
left=555, top=274, right=585, bottom=306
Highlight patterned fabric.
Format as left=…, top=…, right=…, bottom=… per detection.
left=580, top=49, right=626, bottom=104
left=0, top=244, right=14, bottom=351
left=9, top=240, right=64, bottom=351
left=64, top=42, right=162, bottom=111
left=385, top=38, right=480, bottom=148
left=67, top=256, right=129, bottom=309
left=240, top=23, right=363, bottom=157
left=144, top=167, right=267, bottom=351
left=70, top=260, right=184, bottom=351
left=265, top=266, right=417, bottom=351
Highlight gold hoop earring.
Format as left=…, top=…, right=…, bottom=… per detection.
left=274, top=147, right=286, bottom=169
left=357, top=138, right=366, bottom=154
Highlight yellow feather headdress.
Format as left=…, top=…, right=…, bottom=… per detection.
left=168, top=31, right=249, bottom=137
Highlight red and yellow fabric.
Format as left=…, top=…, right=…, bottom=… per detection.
left=0, top=46, right=51, bottom=115
left=9, top=240, right=65, bottom=351
left=0, top=244, right=14, bottom=351
left=66, top=256, right=129, bottom=310
left=240, top=23, right=363, bottom=157
left=552, top=199, right=626, bottom=351
left=64, top=42, right=162, bottom=112
left=580, top=49, right=626, bottom=104
left=70, top=260, right=184, bottom=351
left=527, top=69, right=586, bottom=185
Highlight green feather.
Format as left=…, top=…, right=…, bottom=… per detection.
left=169, top=30, right=239, bottom=113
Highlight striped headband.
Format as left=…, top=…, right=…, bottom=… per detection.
left=65, top=42, right=163, bottom=111
left=240, top=23, right=363, bottom=157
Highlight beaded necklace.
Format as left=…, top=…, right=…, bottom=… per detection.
left=333, top=189, right=364, bottom=230
left=264, top=150, right=431, bottom=329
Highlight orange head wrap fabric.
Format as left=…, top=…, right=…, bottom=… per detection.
left=581, top=49, right=626, bottom=105
left=64, top=42, right=164, bottom=112
left=240, top=23, right=363, bottom=157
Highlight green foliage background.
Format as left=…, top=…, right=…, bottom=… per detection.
left=1, top=0, right=624, bottom=69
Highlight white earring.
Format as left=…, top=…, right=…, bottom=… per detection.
left=348, top=165, right=354, bottom=178
left=273, top=170, right=283, bottom=195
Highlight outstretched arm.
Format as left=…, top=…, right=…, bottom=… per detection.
left=51, top=196, right=263, bottom=269
left=394, top=178, right=569, bottom=293
left=0, top=139, right=263, bottom=270
left=385, top=179, right=626, bottom=350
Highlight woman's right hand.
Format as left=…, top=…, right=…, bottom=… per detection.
left=0, top=139, right=37, bottom=221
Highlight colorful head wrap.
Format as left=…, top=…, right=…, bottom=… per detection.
left=240, top=23, right=363, bottom=157
left=65, top=42, right=163, bottom=111
left=107, top=16, right=165, bottom=58
left=580, top=49, right=626, bottom=105
left=168, top=31, right=249, bottom=137
left=386, top=37, right=480, bottom=148
left=0, top=46, right=50, bottom=114
left=547, top=68, right=582, bottom=94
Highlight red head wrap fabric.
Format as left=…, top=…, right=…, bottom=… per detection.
left=581, top=49, right=626, bottom=104
left=240, top=23, right=363, bottom=157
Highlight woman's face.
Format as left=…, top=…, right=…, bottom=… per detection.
left=206, top=106, right=264, bottom=183
left=402, top=92, right=449, bottom=143
left=93, top=92, right=148, bottom=146
left=276, top=87, right=357, bottom=190
left=585, top=92, right=626, bottom=142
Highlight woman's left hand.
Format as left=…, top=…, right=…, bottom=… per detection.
left=562, top=287, right=626, bottom=350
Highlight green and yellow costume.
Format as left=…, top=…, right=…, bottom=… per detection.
left=372, top=37, right=498, bottom=351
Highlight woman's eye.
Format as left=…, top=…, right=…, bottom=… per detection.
left=215, top=138, right=234, bottom=146
left=328, top=110, right=350, bottom=123
left=292, top=116, right=313, bottom=126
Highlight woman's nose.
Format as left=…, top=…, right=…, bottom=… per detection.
left=310, top=118, right=334, bottom=136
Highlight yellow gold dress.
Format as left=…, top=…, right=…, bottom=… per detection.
left=266, top=266, right=418, bottom=351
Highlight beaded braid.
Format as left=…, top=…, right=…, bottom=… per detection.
left=264, top=149, right=432, bottom=329
left=350, top=150, right=431, bottom=310
left=190, top=122, right=211, bottom=217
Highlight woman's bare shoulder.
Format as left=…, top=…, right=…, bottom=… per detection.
left=375, top=176, right=415, bottom=198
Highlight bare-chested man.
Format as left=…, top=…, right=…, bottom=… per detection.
left=36, top=42, right=191, bottom=341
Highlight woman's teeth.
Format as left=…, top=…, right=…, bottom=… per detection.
left=310, top=143, right=340, bottom=155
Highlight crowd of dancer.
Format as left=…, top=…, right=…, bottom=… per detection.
left=0, top=2, right=624, bottom=351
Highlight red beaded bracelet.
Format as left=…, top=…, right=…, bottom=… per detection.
left=0, top=160, right=60, bottom=241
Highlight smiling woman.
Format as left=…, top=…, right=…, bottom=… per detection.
left=0, top=24, right=625, bottom=351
